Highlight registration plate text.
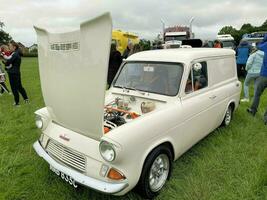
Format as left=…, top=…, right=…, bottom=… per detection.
left=50, top=165, right=78, bottom=188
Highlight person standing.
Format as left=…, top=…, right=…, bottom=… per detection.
left=247, top=34, right=267, bottom=124
left=236, top=41, right=251, bottom=77
left=107, top=43, right=122, bottom=88
left=213, top=40, right=222, bottom=48
left=128, top=43, right=142, bottom=57
left=122, top=42, right=133, bottom=59
left=3, top=41, right=29, bottom=106
left=240, top=48, right=264, bottom=102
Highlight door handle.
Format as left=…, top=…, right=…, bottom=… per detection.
left=209, top=95, right=217, bottom=99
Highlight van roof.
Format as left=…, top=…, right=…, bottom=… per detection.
left=126, top=48, right=235, bottom=63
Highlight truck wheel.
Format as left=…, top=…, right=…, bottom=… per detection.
left=221, top=105, right=233, bottom=127
left=136, top=145, right=172, bottom=199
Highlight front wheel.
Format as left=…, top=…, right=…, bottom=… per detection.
left=221, top=105, right=233, bottom=127
left=136, top=145, right=172, bottom=199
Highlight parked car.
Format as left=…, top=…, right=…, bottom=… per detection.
left=33, top=13, right=241, bottom=199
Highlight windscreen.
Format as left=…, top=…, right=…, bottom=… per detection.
left=241, top=38, right=263, bottom=46
left=114, top=62, right=183, bottom=96
left=165, top=35, right=187, bottom=41
left=222, top=41, right=235, bottom=48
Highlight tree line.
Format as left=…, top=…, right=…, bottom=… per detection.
left=0, top=21, right=12, bottom=44
left=1, top=19, right=267, bottom=48
left=218, top=20, right=267, bottom=44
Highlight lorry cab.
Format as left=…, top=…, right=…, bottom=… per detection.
left=217, top=34, right=236, bottom=49
left=112, top=30, right=139, bottom=55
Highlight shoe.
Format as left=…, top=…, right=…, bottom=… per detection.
left=13, top=102, right=20, bottom=107
left=241, top=98, right=249, bottom=102
left=247, top=108, right=256, bottom=116
left=24, top=99, right=30, bottom=104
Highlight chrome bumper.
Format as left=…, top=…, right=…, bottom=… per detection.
left=33, top=141, right=128, bottom=194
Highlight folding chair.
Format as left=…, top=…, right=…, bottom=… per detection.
left=0, top=72, right=9, bottom=93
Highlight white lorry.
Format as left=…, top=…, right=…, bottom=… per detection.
left=217, top=34, right=236, bottom=49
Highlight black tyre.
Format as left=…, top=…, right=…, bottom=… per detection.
left=136, top=145, right=173, bottom=199
left=221, top=105, right=233, bottom=127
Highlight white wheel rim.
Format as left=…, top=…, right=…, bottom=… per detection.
left=149, top=154, right=169, bottom=192
left=225, top=107, right=232, bottom=125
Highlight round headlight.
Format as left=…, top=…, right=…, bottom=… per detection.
left=35, top=115, right=43, bottom=129
left=99, top=141, right=116, bottom=162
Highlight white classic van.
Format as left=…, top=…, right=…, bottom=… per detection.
left=33, top=13, right=241, bottom=199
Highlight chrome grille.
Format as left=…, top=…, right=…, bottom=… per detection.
left=46, top=139, right=86, bottom=173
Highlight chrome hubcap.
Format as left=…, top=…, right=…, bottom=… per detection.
left=149, top=154, right=169, bottom=192
left=225, top=107, right=232, bottom=125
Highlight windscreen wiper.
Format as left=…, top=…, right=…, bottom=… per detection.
left=124, top=87, right=148, bottom=95
left=113, top=85, right=128, bottom=93
left=114, top=85, right=148, bottom=95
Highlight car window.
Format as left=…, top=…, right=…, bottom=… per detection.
left=185, top=62, right=208, bottom=94
left=113, top=62, right=184, bottom=96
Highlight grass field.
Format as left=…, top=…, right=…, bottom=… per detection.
left=0, top=57, right=266, bottom=200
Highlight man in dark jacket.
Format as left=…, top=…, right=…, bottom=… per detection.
left=107, top=43, right=122, bottom=87
left=122, top=42, right=133, bottom=59
left=247, top=34, right=267, bottom=124
left=3, top=41, right=28, bottom=106
left=236, top=41, right=251, bottom=77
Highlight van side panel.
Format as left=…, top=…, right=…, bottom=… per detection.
left=208, top=56, right=237, bottom=86
left=207, top=56, right=241, bottom=127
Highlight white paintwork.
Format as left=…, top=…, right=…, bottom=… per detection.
left=34, top=13, right=112, bottom=140
left=33, top=13, right=241, bottom=196
left=33, top=141, right=128, bottom=193
left=126, top=48, right=236, bottom=63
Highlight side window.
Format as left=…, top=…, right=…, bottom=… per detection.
left=185, top=62, right=208, bottom=94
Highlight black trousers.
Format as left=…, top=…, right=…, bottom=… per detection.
left=0, top=82, right=10, bottom=93
left=237, top=64, right=247, bottom=78
left=8, top=73, right=28, bottom=104
left=250, top=76, right=267, bottom=115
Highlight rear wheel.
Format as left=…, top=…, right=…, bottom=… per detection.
left=136, top=145, right=172, bottom=199
left=221, top=105, right=233, bottom=127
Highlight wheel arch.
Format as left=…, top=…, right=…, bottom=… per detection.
left=229, top=101, right=236, bottom=111
left=144, top=140, right=175, bottom=163
left=223, top=99, right=237, bottom=116
left=137, top=139, right=175, bottom=182
left=219, top=100, right=236, bottom=127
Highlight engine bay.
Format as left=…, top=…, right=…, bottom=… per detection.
left=103, top=96, right=157, bottom=133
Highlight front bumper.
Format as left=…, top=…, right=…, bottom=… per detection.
left=33, top=141, right=129, bottom=194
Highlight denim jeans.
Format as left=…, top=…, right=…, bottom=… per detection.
left=243, top=73, right=259, bottom=99
left=250, top=76, right=267, bottom=113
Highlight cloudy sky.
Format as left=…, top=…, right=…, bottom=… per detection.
left=0, top=0, right=266, bottom=46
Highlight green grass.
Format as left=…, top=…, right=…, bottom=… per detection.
left=0, top=57, right=266, bottom=200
